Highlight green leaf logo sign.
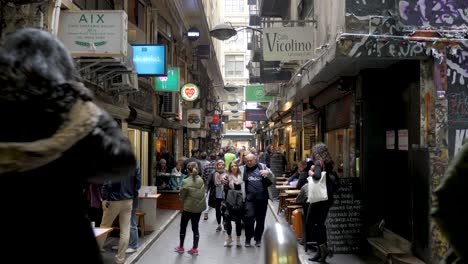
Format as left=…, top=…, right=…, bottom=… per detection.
left=75, top=41, right=90, bottom=47
left=95, top=41, right=107, bottom=47
left=74, top=41, right=107, bottom=47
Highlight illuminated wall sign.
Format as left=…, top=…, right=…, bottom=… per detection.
left=132, top=44, right=167, bottom=76
left=155, top=67, right=179, bottom=91
left=187, top=27, right=200, bottom=41
left=180, top=83, right=200, bottom=101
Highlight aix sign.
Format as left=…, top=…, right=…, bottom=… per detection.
left=181, top=83, right=200, bottom=102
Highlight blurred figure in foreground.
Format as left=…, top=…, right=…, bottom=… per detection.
left=0, top=28, right=136, bottom=263
left=432, top=142, right=467, bottom=263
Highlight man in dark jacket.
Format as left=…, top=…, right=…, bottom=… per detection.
left=0, top=28, right=136, bottom=264
left=241, top=153, right=274, bottom=247
left=182, top=147, right=203, bottom=176
left=101, top=165, right=141, bottom=264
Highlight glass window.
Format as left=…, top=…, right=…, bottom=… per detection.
left=325, top=128, right=352, bottom=177
left=225, top=0, right=245, bottom=13
left=225, top=55, right=244, bottom=77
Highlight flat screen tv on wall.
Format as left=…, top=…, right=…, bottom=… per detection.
left=132, top=44, right=167, bottom=76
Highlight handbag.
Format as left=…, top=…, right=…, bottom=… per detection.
left=307, top=171, right=328, bottom=203
left=208, top=187, right=216, bottom=208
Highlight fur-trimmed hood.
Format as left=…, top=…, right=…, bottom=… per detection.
left=0, top=99, right=101, bottom=174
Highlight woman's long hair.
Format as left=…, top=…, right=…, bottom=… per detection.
left=312, top=142, right=334, bottom=170
left=186, top=161, right=198, bottom=177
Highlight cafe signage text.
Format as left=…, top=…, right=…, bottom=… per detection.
left=58, top=10, right=128, bottom=57
left=262, top=27, right=314, bottom=61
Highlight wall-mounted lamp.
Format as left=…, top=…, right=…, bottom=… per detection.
left=210, top=22, right=262, bottom=41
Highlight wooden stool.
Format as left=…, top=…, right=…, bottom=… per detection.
left=286, top=205, right=302, bottom=224
left=136, top=210, right=145, bottom=239
left=277, top=193, right=288, bottom=214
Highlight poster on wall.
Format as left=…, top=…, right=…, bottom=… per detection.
left=398, top=129, right=408, bottom=150
left=448, top=123, right=468, bottom=157
left=186, top=109, right=201, bottom=129
left=386, top=130, right=395, bottom=150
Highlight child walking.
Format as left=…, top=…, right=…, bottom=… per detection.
left=175, top=161, right=206, bottom=255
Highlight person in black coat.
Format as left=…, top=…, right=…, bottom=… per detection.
left=0, top=28, right=136, bottom=264
left=306, top=143, right=339, bottom=262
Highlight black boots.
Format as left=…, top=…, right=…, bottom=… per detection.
left=308, top=244, right=333, bottom=262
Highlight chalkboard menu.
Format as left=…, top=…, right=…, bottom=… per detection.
left=326, top=177, right=364, bottom=253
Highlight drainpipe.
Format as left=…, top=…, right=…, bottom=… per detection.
left=50, top=0, right=61, bottom=35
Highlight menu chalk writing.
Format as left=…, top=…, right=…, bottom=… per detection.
left=325, top=177, right=364, bottom=253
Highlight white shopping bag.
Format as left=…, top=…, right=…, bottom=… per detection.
left=307, top=171, right=328, bottom=203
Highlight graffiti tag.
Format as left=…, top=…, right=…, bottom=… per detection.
left=399, top=0, right=468, bottom=27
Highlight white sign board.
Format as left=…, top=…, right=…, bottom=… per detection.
left=58, top=10, right=128, bottom=57
left=262, top=27, right=314, bottom=61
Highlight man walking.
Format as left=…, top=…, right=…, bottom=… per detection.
left=241, top=153, right=274, bottom=247
left=101, top=165, right=140, bottom=264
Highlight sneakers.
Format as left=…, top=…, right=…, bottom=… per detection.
left=174, top=246, right=184, bottom=254
left=111, top=246, right=118, bottom=250
left=216, top=225, right=222, bottom=232
left=125, top=248, right=137, bottom=254
left=245, top=240, right=252, bottom=247
left=204, top=213, right=208, bottom=220
left=255, top=241, right=261, bottom=247
left=224, top=238, right=233, bottom=247
left=187, top=248, right=199, bottom=255
left=236, top=239, right=242, bottom=247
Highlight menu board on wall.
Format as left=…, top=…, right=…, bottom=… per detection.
left=303, top=127, right=314, bottom=150
left=326, top=177, right=364, bottom=253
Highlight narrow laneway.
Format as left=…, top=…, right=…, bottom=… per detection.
left=134, top=207, right=276, bottom=264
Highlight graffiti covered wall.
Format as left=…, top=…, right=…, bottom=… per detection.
left=399, top=0, right=468, bottom=27
left=346, top=0, right=397, bottom=16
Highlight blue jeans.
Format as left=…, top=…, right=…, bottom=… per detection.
left=129, top=209, right=139, bottom=249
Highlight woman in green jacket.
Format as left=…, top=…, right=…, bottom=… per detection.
left=175, top=161, right=206, bottom=256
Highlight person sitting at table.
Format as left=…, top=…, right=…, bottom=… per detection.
left=169, top=159, right=185, bottom=190
left=284, top=161, right=308, bottom=188
left=156, top=159, right=171, bottom=190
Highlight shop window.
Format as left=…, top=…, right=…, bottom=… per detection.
left=73, top=0, right=114, bottom=10
left=128, top=0, right=146, bottom=31
left=325, top=128, right=352, bottom=177
left=225, top=0, right=246, bottom=13
left=128, top=128, right=149, bottom=185
left=225, top=55, right=244, bottom=77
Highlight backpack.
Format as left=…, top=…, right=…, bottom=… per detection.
left=225, top=189, right=243, bottom=212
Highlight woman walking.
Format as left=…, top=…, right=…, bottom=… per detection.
left=306, top=143, right=339, bottom=262
left=213, top=159, right=227, bottom=232
left=175, top=161, right=206, bottom=255
left=223, top=162, right=245, bottom=247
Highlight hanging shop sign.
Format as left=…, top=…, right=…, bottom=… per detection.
left=186, top=27, right=200, bottom=41
left=262, top=26, right=314, bottom=62
left=156, top=67, right=179, bottom=91
left=132, top=44, right=167, bottom=76
left=245, top=109, right=267, bottom=121
left=58, top=10, right=128, bottom=57
left=187, top=109, right=201, bottom=129
left=181, top=83, right=200, bottom=101
left=211, top=114, right=219, bottom=124
left=245, top=85, right=273, bottom=102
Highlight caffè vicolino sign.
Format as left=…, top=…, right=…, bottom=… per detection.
left=262, top=27, right=314, bottom=62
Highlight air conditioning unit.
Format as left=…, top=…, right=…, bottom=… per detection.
left=161, top=92, right=179, bottom=117
left=110, top=72, right=139, bottom=92
left=264, top=83, right=280, bottom=96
